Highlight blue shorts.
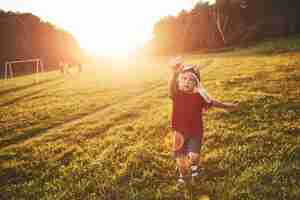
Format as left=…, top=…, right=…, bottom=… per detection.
left=173, top=132, right=202, bottom=158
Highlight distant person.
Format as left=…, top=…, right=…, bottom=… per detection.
left=65, top=63, right=70, bottom=75
left=168, top=57, right=238, bottom=185
left=59, top=61, right=64, bottom=74
left=78, top=64, right=82, bottom=73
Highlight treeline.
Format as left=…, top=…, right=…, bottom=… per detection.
left=0, top=10, right=84, bottom=77
left=145, top=0, right=300, bottom=55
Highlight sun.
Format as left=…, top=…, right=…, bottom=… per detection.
left=75, top=21, right=149, bottom=57
left=19, top=1, right=200, bottom=57
left=65, top=1, right=158, bottom=57
left=66, top=1, right=199, bottom=57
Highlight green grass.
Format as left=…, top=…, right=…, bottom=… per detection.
left=1, top=36, right=300, bottom=200
left=237, top=34, right=300, bottom=54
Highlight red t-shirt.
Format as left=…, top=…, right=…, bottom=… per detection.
left=171, top=90, right=212, bottom=138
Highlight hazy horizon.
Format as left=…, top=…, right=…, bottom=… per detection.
left=1, top=0, right=215, bottom=57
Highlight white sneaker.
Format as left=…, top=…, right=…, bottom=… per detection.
left=191, top=165, right=200, bottom=177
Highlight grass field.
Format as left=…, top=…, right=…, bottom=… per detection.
left=1, top=36, right=300, bottom=200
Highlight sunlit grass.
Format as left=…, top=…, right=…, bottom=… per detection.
left=1, top=36, right=300, bottom=199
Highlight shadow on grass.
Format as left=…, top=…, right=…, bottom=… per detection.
left=0, top=89, right=44, bottom=107
left=0, top=76, right=63, bottom=97
left=0, top=126, right=57, bottom=149
left=0, top=167, right=28, bottom=187
left=0, top=153, right=15, bottom=161
left=0, top=108, right=141, bottom=149
left=0, top=145, right=79, bottom=188
left=0, top=156, right=66, bottom=199
left=0, top=80, right=64, bottom=107
left=1, top=82, right=165, bottom=149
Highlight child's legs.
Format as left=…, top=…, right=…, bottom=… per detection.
left=173, top=131, right=189, bottom=176
left=186, top=136, right=202, bottom=165
left=176, top=156, right=189, bottom=177
left=173, top=131, right=184, bottom=153
left=173, top=132, right=202, bottom=175
left=189, top=152, right=200, bottom=165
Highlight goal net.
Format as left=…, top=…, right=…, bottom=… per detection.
left=4, top=58, right=44, bottom=82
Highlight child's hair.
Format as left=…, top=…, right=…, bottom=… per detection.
left=179, top=65, right=201, bottom=85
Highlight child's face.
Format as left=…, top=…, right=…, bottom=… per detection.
left=178, top=72, right=197, bottom=93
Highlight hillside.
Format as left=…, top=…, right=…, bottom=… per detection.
left=0, top=36, right=300, bottom=199
left=147, top=0, right=300, bottom=55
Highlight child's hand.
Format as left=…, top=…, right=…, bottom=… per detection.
left=172, top=64, right=184, bottom=74
left=169, top=57, right=184, bottom=73
left=202, top=105, right=210, bottom=113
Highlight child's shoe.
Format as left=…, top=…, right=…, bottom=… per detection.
left=191, top=165, right=201, bottom=177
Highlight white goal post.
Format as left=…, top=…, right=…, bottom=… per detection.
left=4, top=58, right=44, bottom=82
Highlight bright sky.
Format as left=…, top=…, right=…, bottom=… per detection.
left=1, top=0, right=215, bottom=57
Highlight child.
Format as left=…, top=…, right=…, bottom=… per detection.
left=168, top=57, right=238, bottom=184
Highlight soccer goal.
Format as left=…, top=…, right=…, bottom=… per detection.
left=4, top=58, right=44, bottom=82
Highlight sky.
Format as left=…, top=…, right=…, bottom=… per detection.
left=1, top=0, right=215, bottom=57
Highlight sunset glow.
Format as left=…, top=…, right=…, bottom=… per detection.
left=2, top=0, right=214, bottom=57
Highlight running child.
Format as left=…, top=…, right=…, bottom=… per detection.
left=168, top=57, right=238, bottom=184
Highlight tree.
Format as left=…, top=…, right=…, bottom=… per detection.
left=0, top=10, right=85, bottom=77
left=212, top=0, right=231, bottom=44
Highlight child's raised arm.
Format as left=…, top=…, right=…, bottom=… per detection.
left=168, top=57, right=184, bottom=99
left=168, top=72, right=178, bottom=99
left=211, top=99, right=239, bottom=111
